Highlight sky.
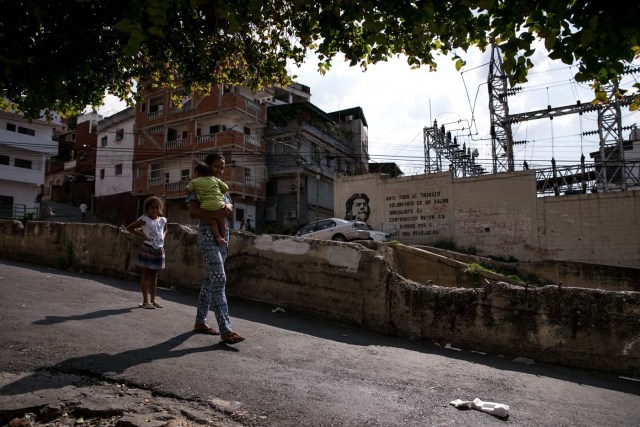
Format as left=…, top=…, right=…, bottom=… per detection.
left=98, top=45, right=640, bottom=176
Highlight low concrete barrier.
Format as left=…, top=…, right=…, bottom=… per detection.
left=1, top=219, right=638, bottom=376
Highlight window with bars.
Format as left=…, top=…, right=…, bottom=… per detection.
left=15, top=158, right=32, bottom=169
left=150, top=163, right=162, bottom=178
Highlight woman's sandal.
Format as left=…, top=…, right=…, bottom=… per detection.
left=139, top=302, right=155, bottom=309
left=221, top=332, right=245, bottom=344
left=152, top=301, right=164, bottom=308
left=193, top=323, right=219, bottom=335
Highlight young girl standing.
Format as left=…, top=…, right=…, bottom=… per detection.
left=126, top=196, right=167, bottom=309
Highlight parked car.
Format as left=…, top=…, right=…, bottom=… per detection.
left=363, top=225, right=391, bottom=242
left=295, top=218, right=370, bottom=242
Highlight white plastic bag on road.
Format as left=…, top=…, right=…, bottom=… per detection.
left=450, top=398, right=510, bottom=418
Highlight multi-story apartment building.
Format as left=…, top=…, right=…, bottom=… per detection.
left=327, top=106, right=370, bottom=175
left=94, top=107, right=137, bottom=225
left=45, top=112, right=102, bottom=206
left=133, top=83, right=271, bottom=229
left=264, top=102, right=369, bottom=232
left=0, top=111, right=57, bottom=219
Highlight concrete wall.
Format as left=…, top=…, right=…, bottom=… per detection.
left=415, top=246, right=640, bottom=293
left=0, top=219, right=638, bottom=376
left=334, top=171, right=640, bottom=268
left=536, top=191, right=640, bottom=268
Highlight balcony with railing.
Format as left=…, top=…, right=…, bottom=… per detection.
left=155, top=168, right=267, bottom=200
left=170, top=103, right=195, bottom=115
left=148, top=109, right=164, bottom=120
left=219, top=93, right=266, bottom=122
left=196, top=133, right=218, bottom=145
left=165, top=138, right=188, bottom=150
left=148, top=176, right=165, bottom=187
left=166, top=180, right=188, bottom=192
left=227, top=178, right=266, bottom=199
left=245, top=134, right=261, bottom=147
left=195, top=130, right=249, bottom=152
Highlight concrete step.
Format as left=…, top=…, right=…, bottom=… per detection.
left=39, top=201, right=104, bottom=223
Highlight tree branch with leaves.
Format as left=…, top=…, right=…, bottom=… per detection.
left=1, top=0, right=638, bottom=120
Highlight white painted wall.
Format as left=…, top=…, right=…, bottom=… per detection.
left=335, top=170, right=640, bottom=268
left=0, top=112, right=57, bottom=217
left=95, top=113, right=135, bottom=197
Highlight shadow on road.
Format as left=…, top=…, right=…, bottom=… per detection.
left=33, top=307, right=136, bottom=325
left=228, top=302, right=640, bottom=397
left=3, top=257, right=638, bottom=398
left=0, top=331, right=237, bottom=397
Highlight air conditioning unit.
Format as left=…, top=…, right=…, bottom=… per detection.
left=286, top=209, right=297, bottom=219
left=345, top=115, right=353, bottom=122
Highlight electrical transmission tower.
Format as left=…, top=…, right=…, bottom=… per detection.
left=592, top=79, right=637, bottom=191
left=488, top=45, right=638, bottom=192
left=423, top=121, right=485, bottom=177
left=487, top=45, right=517, bottom=173
left=424, top=44, right=638, bottom=192
left=504, top=73, right=638, bottom=192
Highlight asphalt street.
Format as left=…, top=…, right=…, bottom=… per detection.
left=0, top=257, right=638, bottom=426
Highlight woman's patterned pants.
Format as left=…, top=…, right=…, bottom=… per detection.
left=195, top=230, right=232, bottom=333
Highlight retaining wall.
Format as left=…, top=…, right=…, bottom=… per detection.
left=0, top=219, right=638, bottom=376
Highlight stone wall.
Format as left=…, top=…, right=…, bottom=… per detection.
left=414, top=246, right=640, bottom=292
left=334, top=171, right=640, bottom=268
left=0, top=219, right=638, bottom=376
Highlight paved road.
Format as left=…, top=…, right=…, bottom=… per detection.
left=0, top=258, right=638, bottom=426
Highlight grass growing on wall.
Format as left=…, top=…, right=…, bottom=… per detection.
left=55, top=243, right=73, bottom=270
left=431, top=238, right=477, bottom=255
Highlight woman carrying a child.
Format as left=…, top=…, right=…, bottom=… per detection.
left=187, top=153, right=244, bottom=344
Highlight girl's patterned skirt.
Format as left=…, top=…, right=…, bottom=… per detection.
left=137, top=243, right=165, bottom=270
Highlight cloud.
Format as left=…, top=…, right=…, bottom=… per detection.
left=295, top=46, right=639, bottom=173
left=97, top=45, right=639, bottom=175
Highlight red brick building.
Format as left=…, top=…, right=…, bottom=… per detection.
left=133, top=83, right=271, bottom=227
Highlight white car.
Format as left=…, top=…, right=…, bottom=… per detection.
left=363, top=225, right=391, bottom=242
left=295, top=218, right=370, bottom=242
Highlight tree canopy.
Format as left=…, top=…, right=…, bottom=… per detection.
left=2, top=0, right=638, bottom=119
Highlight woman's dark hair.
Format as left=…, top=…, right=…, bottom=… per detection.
left=204, top=153, right=225, bottom=166
left=195, top=164, right=210, bottom=176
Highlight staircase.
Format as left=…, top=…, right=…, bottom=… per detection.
left=39, top=201, right=104, bottom=223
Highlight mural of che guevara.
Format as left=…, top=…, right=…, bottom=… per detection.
left=344, top=192, right=370, bottom=223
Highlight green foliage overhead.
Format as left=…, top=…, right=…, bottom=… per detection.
left=1, top=0, right=639, bottom=119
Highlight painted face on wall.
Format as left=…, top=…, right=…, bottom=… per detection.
left=345, top=193, right=371, bottom=222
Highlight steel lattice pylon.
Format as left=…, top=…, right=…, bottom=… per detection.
left=488, top=45, right=515, bottom=173
left=595, top=81, right=627, bottom=191
left=423, top=121, right=485, bottom=177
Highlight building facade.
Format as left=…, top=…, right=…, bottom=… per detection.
left=45, top=112, right=102, bottom=207
left=265, top=102, right=369, bottom=232
left=94, top=107, right=138, bottom=225
left=132, top=83, right=271, bottom=229
left=0, top=111, right=57, bottom=219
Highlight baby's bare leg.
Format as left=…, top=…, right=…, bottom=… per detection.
left=217, top=216, right=227, bottom=240
left=204, top=208, right=227, bottom=246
